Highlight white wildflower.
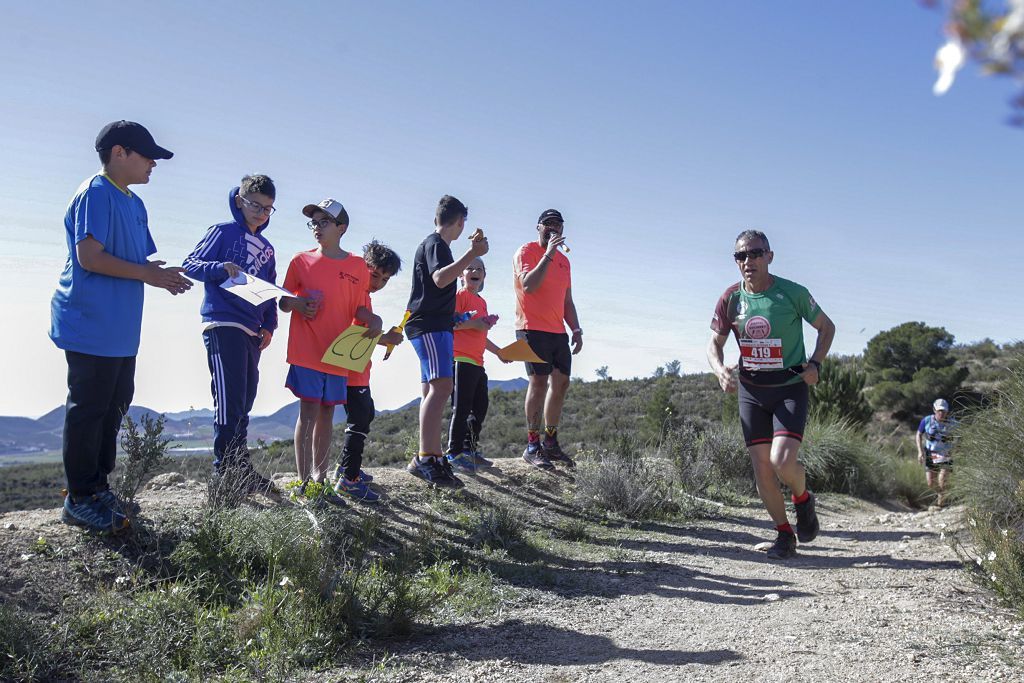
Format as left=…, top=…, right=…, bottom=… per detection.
left=992, top=573, right=999, bottom=582
left=1001, top=529, right=1009, bottom=537
left=279, top=576, right=292, bottom=588
left=969, top=518, right=977, bottom=527
left=976, top=556, right=984, bottom=566
left=987, top=551, right=997, bottom=562
left=933, top=38, right=965, bottom=95
left=114, top=575, right=130, bottom=587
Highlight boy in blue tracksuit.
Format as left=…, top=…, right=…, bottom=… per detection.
left=183, top=174, right=278, bottom=492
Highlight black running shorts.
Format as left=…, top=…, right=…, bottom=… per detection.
left=924, top=451, right=953, bottom=471
left=516, top=330, right=572, bottom=376
left=737, top=380, right=808, bottom=447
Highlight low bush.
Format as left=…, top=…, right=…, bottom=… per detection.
left=951, top=365, right=1024, bottom=615
left=573, top=450, right=678, bottom=519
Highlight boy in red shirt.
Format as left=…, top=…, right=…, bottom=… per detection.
left=446, top=257, right=507, bottom=472
left=332, top=240, right=404, bottom=503
left=280, top=199, right=381, bottom=505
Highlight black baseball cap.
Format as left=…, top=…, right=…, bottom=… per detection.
left=538, top=209, right=564, bottom=224
left=94, top=120, right=174, bottom=160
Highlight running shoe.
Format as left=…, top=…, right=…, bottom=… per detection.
left=446, top=451, right=478, bottom=474
left=542, top=437, right=576, bottom=468
left=523, top=441, right=554, bottom=470
left=765, top=530, right=797, bottom=560
left=437, top=457, right=466, bottom=488
left=334, top=464, right=375, bottom=484
left=794, top=491, right=819, bottom=543
left=337, top=477, right=380, bottom=503
left=96, top=488, right=141, bottom=517
left=407, top=456, right=462, bottom=488
left=61, top=493, right=130, bottom=534
left=316, top=482, right=349, bottom=508
left=470, top=450, right=494, bottom=468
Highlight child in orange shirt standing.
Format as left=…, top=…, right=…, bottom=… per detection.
left=280, top=198, right=381, bottom=505
left=446, top=257, right=508, bottom=473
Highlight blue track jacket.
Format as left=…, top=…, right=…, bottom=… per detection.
left=182, top=187, right=278, bottom=334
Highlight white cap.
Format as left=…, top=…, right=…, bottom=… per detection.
left=933, top=398, right=949, bottom=411
left=302, top=198, right=347, bottom=222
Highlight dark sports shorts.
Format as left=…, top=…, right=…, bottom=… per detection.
left=516, top=330, right=571, bottom=376
left=924, top=452, right=953, bottom=471
left=737, top=380, right=808, bottom=447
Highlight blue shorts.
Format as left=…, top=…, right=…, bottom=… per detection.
left=286, top=365, right=347, bottom=406
left=410, top=331, right=454, bottom=383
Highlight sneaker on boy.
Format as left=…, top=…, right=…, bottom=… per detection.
left=471, top=451, right=494, bottom=468
left=183, top=174, right=279, bottom=487
left=62, top=493, right=130, bottom=534
left=407, top=456, right=463, bottom=488
left=337, top=476, right=381, bottom=503
left=50, top=121, right=191, bottom=520
left=446, top=451, right=478, bottom=474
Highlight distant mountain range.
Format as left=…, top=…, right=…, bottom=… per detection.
left=0, top=377, right=529, bottom=458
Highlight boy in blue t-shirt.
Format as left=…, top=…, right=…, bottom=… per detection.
left=404, top=195, right=488, bottom=487
left=50, top=120, right=192, bottom=533
left=183, top=174, right=279, bottom=493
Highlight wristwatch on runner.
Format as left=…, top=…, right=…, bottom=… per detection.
left=807, top=359, right=821, bottom=371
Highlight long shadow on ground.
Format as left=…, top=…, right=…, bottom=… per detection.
left=415, top=619, right=743, bottom=667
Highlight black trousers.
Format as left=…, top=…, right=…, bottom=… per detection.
left=62, top=351, right=136, bottom=498
left=341, top=386, right=375, bottom=481
left=447, top=361, right=489, bottom=455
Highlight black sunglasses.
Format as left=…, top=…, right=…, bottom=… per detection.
left=733, top=248, right=768, bottom=262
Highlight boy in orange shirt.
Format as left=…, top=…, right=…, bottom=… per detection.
left=446, top=257, right=507, bottom=472
left=332, top=240, right=404, bottom=503
left=280, top=199, right=382, bottom=505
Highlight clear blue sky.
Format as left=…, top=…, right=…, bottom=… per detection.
left=0, top=2, right=1019, bottom=418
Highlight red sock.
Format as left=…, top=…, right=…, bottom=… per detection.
left=792, top=490, right=810, bottom=504
left=776, top=523, right=794, bottom=534
left=528, top=430, right=540, bottom=443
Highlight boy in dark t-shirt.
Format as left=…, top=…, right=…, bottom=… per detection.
left=404, top=195, right=489, bottom=487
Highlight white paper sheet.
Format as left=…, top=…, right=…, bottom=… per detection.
left=219, top=273, right=293, bottom=306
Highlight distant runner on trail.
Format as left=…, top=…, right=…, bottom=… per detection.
left=513, top=209, right=582, bottom=470
left=917, top=398, right=956, bottom=507
left=707, top=229, right=835, bottom=560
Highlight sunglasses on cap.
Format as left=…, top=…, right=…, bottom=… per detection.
left=733, top=248, right=768, bottom=262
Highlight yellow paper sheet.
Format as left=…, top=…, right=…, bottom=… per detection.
left=497, top=339, right=545, bottom=363
left=321, top=324, right=383, bottom=372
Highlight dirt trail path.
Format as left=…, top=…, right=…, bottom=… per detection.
left=324, top=463, right=1024, bottom=683
left=2, top=459, right=1022, bottom=682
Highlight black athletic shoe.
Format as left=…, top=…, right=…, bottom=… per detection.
left=766, top=530, right=797, bottom=560
left=542, top=437, right=576, bottom=468
left=794, top=491, right=820, bottom=543
left=237, top=460, right=277, bottom=494
left=523, top=441, right=555, bottom=470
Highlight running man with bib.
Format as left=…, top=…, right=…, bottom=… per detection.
left=707, top=229, right=835, bottom=559
left=917, top=398, right=956, bottom=507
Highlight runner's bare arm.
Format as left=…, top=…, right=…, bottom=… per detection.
left=799, top=311, right=836, bottom=386
left=916, top=430, right=925, bottom=463
left=564, top=287, right=583, bottom=354
left=707, top=331, right=737, bottom=393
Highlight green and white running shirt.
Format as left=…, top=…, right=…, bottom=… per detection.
left=711, top=276, right=821, bottom=385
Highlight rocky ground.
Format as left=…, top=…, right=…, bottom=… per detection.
left=1, top=460, right=1021, bottom=682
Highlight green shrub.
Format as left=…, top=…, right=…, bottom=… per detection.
left=469, top=505, right=524, bottom=551
left=665, top=422, right=752, bottom=497
left=0, top=604, right=69, bottom=682
left=800, top=419, right=882, bottom=496
left=573, top=451, right=678, bottom=519
left=951, top=367, right=1024, bottom=614
left=116, top=414, right=174, bottom=512
left=810, top=359, right=872, bottom=426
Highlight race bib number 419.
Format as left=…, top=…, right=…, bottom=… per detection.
left=740, top=338, right=784, bottom=370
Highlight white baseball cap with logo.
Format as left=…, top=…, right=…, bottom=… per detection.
left=933, top=398, right=949, bottom=411
left=302, top=198, right=347, bottom=222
